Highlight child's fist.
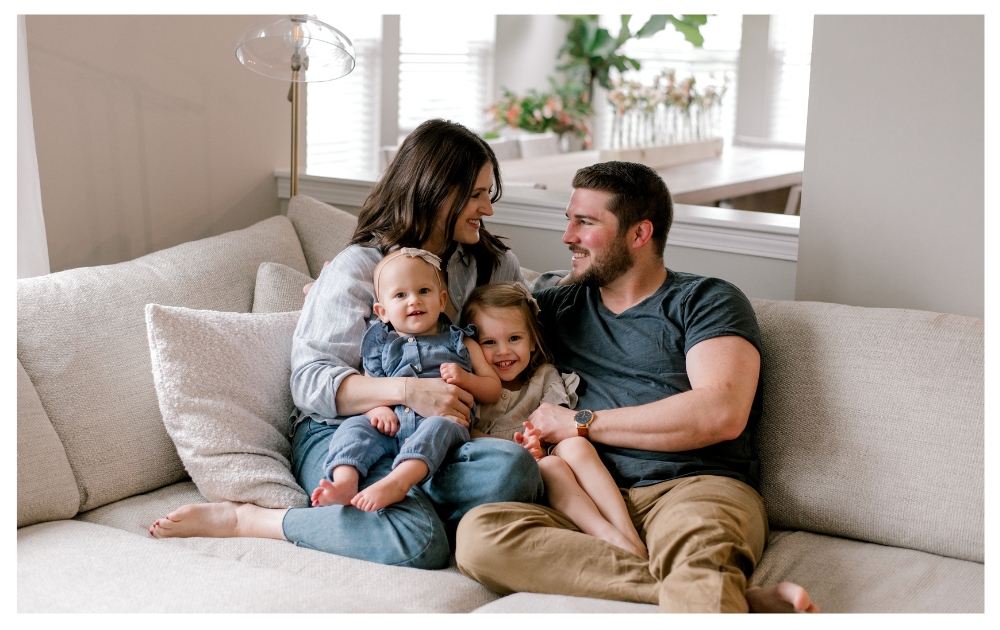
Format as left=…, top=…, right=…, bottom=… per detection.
left=366, top=406, right=399, bottom=436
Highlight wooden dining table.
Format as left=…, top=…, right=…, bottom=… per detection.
left=499, top=145, right=805, bottom=207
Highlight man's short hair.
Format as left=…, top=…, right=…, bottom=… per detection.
left=571, top=161, right=673, bottom=256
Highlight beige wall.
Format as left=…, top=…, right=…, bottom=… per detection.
left=27, top=15, right=303, bottom=272
left=795, top=16, right=983, bottom=317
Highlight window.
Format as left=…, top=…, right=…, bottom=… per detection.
left=602, top=14, right=744, bottom=146
left=306, top=14, right=381, bottom=179
left=768, top=15, right=813, bottom=145
left=397, top=15, right=495, bottom=136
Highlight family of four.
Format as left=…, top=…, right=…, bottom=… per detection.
left=150, top=118, right=817, bottom=614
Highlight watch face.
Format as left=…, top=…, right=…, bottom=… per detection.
left=574, top=410, right=593, bottom=426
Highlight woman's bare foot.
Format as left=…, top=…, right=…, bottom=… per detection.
left=148, top=502, right=287, bottom=541
left=746, top=582, right=819, bottom=613
left=350, top=474, right=412, bottom=512
left=310, top=479, right=358, bottom=507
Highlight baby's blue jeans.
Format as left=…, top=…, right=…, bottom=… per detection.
left=282, top=418, right=543, bottom=569
left=323, top=414, right=469, bottom=484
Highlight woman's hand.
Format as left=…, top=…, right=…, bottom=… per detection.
left=366, top=406, right=399, bottom=437
left=404, top=377, right=474, bottom=428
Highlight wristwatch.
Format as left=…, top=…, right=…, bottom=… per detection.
left=574, top=409, right=595, bottom=438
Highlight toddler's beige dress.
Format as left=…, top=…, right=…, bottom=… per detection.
left=473, top=363, right=579, bottom=440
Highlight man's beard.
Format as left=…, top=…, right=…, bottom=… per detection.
left=570, top=236, right=634, bottom=287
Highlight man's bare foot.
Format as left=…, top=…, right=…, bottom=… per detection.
left=310, top=479, right=358, bottom=507
left=351, top=475, right=412, bottom=512
left=746, top=582, right=819, bottom=613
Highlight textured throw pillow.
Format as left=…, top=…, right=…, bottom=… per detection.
left=145, top=304, right=308, bottom=508
left=252, top=262, right=312, bottom=313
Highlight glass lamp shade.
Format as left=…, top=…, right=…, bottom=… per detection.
left=236, top=15, right=355, bottom=82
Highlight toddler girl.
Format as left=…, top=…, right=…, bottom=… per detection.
left=461, top=283, right=647, bottom=558
left=311, top=248, right=501, bottom=512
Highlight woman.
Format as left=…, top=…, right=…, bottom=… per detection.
left=149, top=119, right=544, bottom=569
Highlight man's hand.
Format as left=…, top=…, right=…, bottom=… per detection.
left=366, top=406, right=399, bottom=436
left=514, top=421, right=545, bottom=460
left=527, top=402, right=578, bottom=444
left=303, top=260, right=332, bottom=295
left=404, top=378, right=474, bottom=427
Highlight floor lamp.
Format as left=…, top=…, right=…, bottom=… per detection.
left=236, top=15, right=356, bottom=197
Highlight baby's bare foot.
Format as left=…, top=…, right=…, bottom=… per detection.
left=149, top=502, right=240, bottom=539
left=311, top=479, right=358, bottom=507
left=350, top=475, right=412, bottom=512
left=746, top=582, right=819, bottom=613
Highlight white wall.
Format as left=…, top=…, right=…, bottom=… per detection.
left=795, top=15, right=983, bottom=317
left=26, top=15, right=294, bottom=273
left=494, top=16, right=569, bottom=99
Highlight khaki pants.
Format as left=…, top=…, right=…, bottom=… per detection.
left=455, top=474, right=768, bottom=613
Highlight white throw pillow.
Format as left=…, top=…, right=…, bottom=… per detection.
left=145, top=304, right=308, bottom=508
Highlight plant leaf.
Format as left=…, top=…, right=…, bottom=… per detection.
left=635, top=15, right=669, bottom=39
left=616, top=15, right=632, bottom=46
left=668, top=15, right=705, bottom=47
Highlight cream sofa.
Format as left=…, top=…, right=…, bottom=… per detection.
left=17, top=195, right=983, bottom=613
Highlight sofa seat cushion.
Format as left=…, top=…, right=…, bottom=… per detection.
left=472, top=593, right=656, bottom=613
left=75, top=482, right=502, bottom=613
left=18, top=520, right=389, bottom=613
left=753, top=530, right=983, bottom=613
left=17, top=215, right=310, bottom=513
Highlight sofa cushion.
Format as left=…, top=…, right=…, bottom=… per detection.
left=18, top=520, right=389, bottom=612
left=146, top=305, right=307, bottom=508
left=287, top=195, right=358, bottom=278
left=17, top=359, right=80, bottom=527
left=252, top=262, right=311, bottom=313
left=472, top=593, right=656, bottom=613
left=753, top=530, right=983, bottom=613
left=751, top=299, right=984, bottom=562
left=75, top=482, right=503, bottom=612
left=16, top=215, right=310, bottom=512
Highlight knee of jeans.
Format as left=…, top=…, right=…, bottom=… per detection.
left=485, top=441, right=544, bottom=502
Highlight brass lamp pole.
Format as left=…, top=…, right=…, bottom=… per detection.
left=236, top=15, right=355, bottom=198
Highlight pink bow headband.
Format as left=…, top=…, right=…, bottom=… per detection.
left=373, top=247, right=443, bottom=300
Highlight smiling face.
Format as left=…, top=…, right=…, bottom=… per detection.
left=562, top=188, right=635, bottom=286
left=469, top=306, right=536, bottom=384
left=424, top=163, right=495, bottom=255
left=372, top=255, right=447, bottom=336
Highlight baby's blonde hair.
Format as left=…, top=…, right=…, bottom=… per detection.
left=460, top=282, right=553, bottom=380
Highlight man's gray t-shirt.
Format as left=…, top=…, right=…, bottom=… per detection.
left=534, top=270, right=763, bottom=491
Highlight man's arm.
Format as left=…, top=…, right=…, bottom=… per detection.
left=528, top=335, right=760, bottom=451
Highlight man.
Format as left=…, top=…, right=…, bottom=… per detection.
left=454, top=161, right=816, bottom=613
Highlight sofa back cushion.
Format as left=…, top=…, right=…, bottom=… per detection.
left=286, top=195, right=358, bottom=278
left=17, top=359, right=80, bottom=527
left=17, top=216, right=309, bottom=513
left=752, top=298, right=983, bottom=562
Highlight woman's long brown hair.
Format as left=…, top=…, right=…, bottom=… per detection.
left=350, top=119, right=509, bottom=286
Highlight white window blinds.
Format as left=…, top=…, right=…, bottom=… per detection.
left=397, top=14, right=495, bottom=136
left=306, top=15, right=381, bottom=179
left=768, top=15, right=814, bottom=145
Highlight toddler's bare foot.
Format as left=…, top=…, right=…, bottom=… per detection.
left=746, top=582, right=819, bottom=613
left=350, top=475, right=412, bottom=512
left=149, top=502, right=240, bottom=538
left=310, top=478, right=358, bottom=507
left=590, top=521, right=648, bottom=559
